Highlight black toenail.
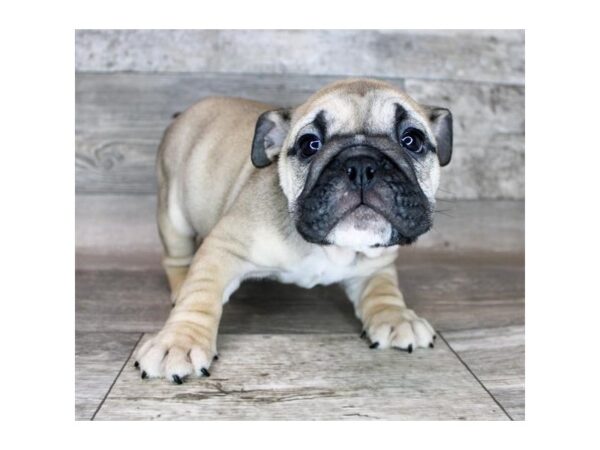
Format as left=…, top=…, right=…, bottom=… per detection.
left=393, top=346, right=412, bottom=353
left=429, top=342, right=434, bottom=348
left=172, top=374, right=183, bottom=384
left=141, top=371, right=147, bottom=379
left=433, top=335, right=437, bottom=341
left=213, top=354, right=219, bottom=361
left=134, top=361, right=139, bottom=368
left=201, top=368, right=210, bottom=377
left=360, top=331, right=366, bottom=339
left=369, top=342, right=379, bottom=349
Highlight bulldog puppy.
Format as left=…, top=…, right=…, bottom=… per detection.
left=134, top=78, right=453, bottom=384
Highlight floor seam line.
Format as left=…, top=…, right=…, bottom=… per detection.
left=90, top=332, right=144, bottom=421
left=438, top=331, right=514, bottom=421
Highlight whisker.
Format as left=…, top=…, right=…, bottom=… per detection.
left=434, top=209, right=454, bottom=218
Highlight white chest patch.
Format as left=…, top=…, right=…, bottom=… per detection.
left=223, top=244, right=399, bottom=303
left=276, top=248, right=354, bottom=288
left=275, top=245, right=395, bottom=289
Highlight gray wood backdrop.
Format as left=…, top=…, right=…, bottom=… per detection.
left=75, top=30, right=524, bottom=199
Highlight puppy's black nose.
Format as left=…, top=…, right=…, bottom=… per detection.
left=344, top=156, right=378, bottom=188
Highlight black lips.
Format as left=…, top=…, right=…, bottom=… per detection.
left=295, top=142, right=432, bottom=246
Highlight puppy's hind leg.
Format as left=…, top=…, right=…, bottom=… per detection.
left=157, top=198, right=196, bottom=304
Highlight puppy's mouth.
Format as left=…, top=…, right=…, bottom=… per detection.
left=323, top=205, right=393, bottom=249
left=294, top=142, right=432, bottom=247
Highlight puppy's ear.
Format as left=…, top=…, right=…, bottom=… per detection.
left=251, top=109, right=292, bottom=168
left=426, top=106, right=453, bottom=167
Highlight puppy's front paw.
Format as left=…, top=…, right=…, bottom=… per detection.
left=133, top=327, right=217, bottom=384
left=362, top=306, right=436, bottom=352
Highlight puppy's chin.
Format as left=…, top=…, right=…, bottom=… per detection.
left=325, top=206, right=392, bottom=251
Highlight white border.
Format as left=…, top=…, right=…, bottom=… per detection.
left=2, top=0, right=599, bottom=448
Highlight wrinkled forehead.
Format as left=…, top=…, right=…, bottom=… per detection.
left=290, top=87, right=433, bottom=139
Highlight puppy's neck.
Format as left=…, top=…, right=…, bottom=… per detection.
left=322, top=245, right=356, bottom=266
left=322, top=244, right=400, bottom=265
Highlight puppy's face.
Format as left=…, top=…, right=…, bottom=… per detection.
left=251, top=79, right=453, bottom=250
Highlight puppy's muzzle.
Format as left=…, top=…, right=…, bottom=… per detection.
left=295, top=138, right=432, bottom=246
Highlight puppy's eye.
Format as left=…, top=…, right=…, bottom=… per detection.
left=401, top=128, right=424, bottom=154
left=297, top=134, right=322, bottom=157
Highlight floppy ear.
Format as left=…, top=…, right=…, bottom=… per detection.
left=251, top=109, right=292, bottom=168
left=426, top=107, right=453, bottom=167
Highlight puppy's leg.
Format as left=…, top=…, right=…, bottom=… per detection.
left=157, top=200, right=195, bottom=302
left=134, top=231, right=247, bottom=382
left=343, top=264, right=436, bottom=352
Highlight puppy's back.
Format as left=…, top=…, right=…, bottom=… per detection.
left=157, top=96, right=274, bottom=238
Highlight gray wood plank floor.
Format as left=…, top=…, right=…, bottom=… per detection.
left=76, top=256, right=524, bottom=335
left=75, top=331, right=142, bottom=419
left=441, top=326, right=525, bottom=419
left=95, top=334, right=508, bottom=421
left=75, top=198, right=524, bottom=420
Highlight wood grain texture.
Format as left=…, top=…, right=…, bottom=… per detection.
left=75, top=72, right=377, bottom=142
left=76, top=194, right=524, bottom=271
left=75, top=72, right=524, bottom=198
left=75, top=30, right=524, bottom=84
left=395, top=252, right=524, bottom=332
left=75, top=251, right=523, bottom=335
left=442, top=326, right=525, bottom=419
left=76, top=194, right=162, bottom=271
left=405, top=79, right=525, bottom=199
left=76, top=270, right=171, bottom=333
left=75, top=270, right=360, bottom=334
left=75, top=331, right=141, bottom=420
left=94, top=333, right=509, bottom=420
left=75, top=72, right=383, bottom=194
